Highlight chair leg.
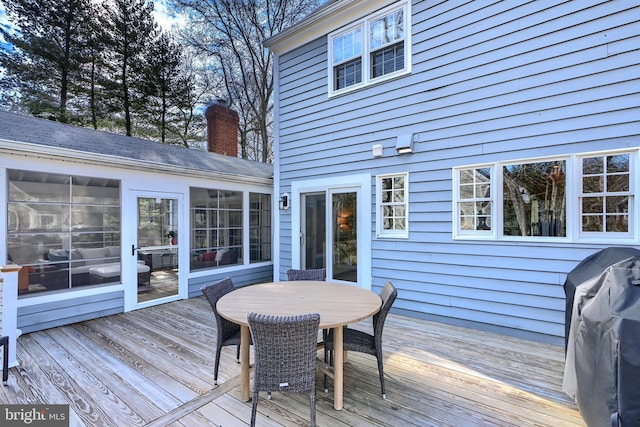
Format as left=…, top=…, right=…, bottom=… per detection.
left=310, top=389, right=316, bottom=427
left=324, top=348, right=333, bottom=393
left=214, top=346, right=222, bottom=385
left=250, top=390, right=259, bottom=427
left=376, top=352, right=386, bottom=399
left=1, top=336, right=8, bottom=386
left=236, top=344, right=240, bottom=363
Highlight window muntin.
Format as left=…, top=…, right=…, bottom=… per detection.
left=580, top=153, right=631, bottom=233
left=370, top=8, right=405, bottom=79
left=329, top=2, right=409, bottom=95
left=7, top=170, right=121, bottom=297
left=333, top=27, right=363, bottom=91
left=333, top=27, right=362, bottom=65
left=457, top=167, right=492, bottom=233
left=190, top=188, right=243, bottom=271
left=249, top=193, right=272, bottom=263
left=377, top=173, right=409, bottom=238
left=454, top=150, right=636, bottom=241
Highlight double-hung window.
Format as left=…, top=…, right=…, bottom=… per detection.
left=453, top=149, right=636, bottom=242
left=329, top=2, right=410, bottom=95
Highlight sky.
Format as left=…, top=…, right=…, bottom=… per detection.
left=0, top=0, right=184, bottom=46
left=153, top=0, right=187, bottom=31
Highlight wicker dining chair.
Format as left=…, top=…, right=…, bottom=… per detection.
left=201, top=277, right=249, bottom=385
left=248, top=312, right=321, bottom=427
left=287, top=268, right=326, bottom=281
left=324, top=281, right=398, bottom=399
left=1, top=335, right=8, bottom=385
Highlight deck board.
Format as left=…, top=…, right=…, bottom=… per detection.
left=1, top=297, right=585, bottom=426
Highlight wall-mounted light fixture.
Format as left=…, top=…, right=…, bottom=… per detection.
left=395, top=133, right=414, bottom=154
left=279, top=193, right=290, bottom=210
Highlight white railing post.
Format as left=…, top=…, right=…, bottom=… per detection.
left=1, top=264, right=20, bottom=368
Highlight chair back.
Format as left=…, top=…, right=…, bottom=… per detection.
left=287, top=268, right=326, bottom=281
left=373, top=281, right=398, bottom=344
left=201, top=277, right=239, bottom=341
left=248, top=312, right=320, bottom=394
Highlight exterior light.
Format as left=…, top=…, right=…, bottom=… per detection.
left=279, top=193, right=289, bottom=210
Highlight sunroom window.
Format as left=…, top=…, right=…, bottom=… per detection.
left=7, top=170, right=121, bottom=296
left=190, top=188, right=243, bottom=271
left=328, top=2, right=410, bottom=95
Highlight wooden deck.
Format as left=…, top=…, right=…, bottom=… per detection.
left=0, top=297, right=585, bottom=426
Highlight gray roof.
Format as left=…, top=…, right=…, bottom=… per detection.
left=0, top=110, right=273, bottom=181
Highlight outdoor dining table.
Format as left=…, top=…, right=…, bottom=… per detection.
left=216, top=280, right=382, bottom=410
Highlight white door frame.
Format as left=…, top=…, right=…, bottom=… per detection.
left=291, top=173, right=371, bottom=289
left=126, top=190, right=187, bottom=311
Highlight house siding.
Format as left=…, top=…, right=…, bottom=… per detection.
left=274, top=0, right=640, bottom=344
left=18, top=263, right=273, bottom=334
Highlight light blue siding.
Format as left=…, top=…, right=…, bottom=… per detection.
left=18, top=265, right=273, bottom=333
left=18, top=291, right=124, bottom=334
left=274, top=0, right=640, bottom=344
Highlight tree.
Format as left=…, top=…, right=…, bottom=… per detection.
left=0, top=0, right=94, bottom=123
left=171, top=0, right=323, bottom=162
left=100, top=0, right=159, bottom=136
left=141, top=32, right=216, bottom=146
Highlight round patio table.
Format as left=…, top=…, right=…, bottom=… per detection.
left=217, top=280, right=381, bottom=410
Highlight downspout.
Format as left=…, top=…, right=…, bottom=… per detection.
left=272, top=54, right=282, bottom=280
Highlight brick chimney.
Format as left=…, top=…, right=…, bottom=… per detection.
left=205, top=102, right=239, bottom=157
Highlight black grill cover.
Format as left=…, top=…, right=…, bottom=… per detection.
left=563, top=247, right=640, bottom=427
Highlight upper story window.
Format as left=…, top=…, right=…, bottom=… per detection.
left=376, top=172, right=409, bottom=238
left=453, top=149, right=636, bottom=242
left=329, top=2, right=410, bottom=96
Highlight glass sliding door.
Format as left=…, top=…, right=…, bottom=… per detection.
left=299, top=189, right=358, bottom=283
left=301, top=193, right=326, bottom=270
left=331, top=190, right=357, bottom=282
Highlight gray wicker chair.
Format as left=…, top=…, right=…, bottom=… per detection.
left=201, top=277, right=249, bottom=385
left=287, top=268, right=328, bottom=342
left=287, top=268, right=326, bottom=281
left=248, top=312, right=321, bottom=427
left=324, top=281, right=398, bottom=399
left=1, top=335, right=8, bottom=385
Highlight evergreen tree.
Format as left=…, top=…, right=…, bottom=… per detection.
left=142, top=32, right=185, bottom=143
left=0, top=0, right=94, bottom=123
left=101, top=0, right=159, bottom=136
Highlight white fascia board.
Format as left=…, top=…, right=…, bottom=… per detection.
left=265, top=0, right=396, bottom=55
left=0, top=139, right=273, bottom=186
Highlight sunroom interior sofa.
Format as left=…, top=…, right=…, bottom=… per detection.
left=37, top=246, right=151, bottom=290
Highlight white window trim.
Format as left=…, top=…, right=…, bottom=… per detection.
left=376, top=172, right=409, bottom=238
left=452, top=164, right=496, bottom=239
left=575, top=150, right=636, bottom=241
left=453, top=148, right=639, bottom=243
left=328, top=1, right=411, bottom=97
